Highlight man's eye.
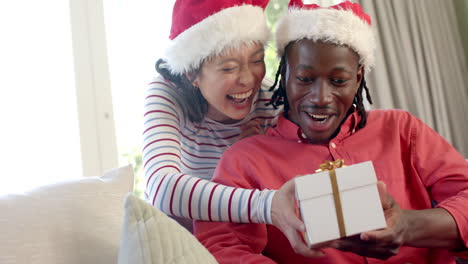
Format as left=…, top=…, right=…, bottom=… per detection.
left=331, top=79, right=347, bottom=85
left=297, top=77, right=313, bottom=83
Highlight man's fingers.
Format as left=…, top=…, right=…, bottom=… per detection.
left=241, top=126, right=260, bottom=134
left=376, top=181, right=396, bottom=210
left=330, top=237, right=397, bottom=260
left=360, top=229, right=391, bottom=242
left=376, top=181, right=389, bottom=208
left=239, top=126, right=262, bottom=139
left=240, top=119, right=260, bottom=130
left=240, top=120, right=262, bottom=136
left=329, top=237, right=370, bottom=254
left=361, top=229, right=402, bottom=249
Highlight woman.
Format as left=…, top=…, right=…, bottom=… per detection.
left=142, top=0, right=306, bottom=251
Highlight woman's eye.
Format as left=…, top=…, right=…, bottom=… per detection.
left=221, top=67, right=236, bottom=72
left=253, top=58, right=264, bottom=64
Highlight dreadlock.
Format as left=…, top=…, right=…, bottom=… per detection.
left=267, top=55, right=288, bottom=112
left=267, top=47, right=373, bottom=131
left=353, top=76, right=373, bottom=129
left=155, top=59, right=208, bottom=123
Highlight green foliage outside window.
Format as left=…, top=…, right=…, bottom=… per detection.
left=122, top=147, right=145, bottom=198
left=127, top=0, right=288, bottom=199
left=265, top=0, right=288, bottom=81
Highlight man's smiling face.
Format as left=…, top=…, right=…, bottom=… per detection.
left=284, top=39, right=363, bottom=144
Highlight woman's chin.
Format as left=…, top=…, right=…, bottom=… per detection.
left=226, top=111, right=250, bottom=123
left=225, top=103, right=252, bottom=120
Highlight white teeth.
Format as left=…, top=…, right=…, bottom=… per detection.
left=307, top=113, right=330, bottom=123
left=310, top=114, right=329, bottom=119
left=229, top=89, right=253, bottom=99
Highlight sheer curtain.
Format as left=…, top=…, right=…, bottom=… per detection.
left=358, top=0, right=468, bottom=156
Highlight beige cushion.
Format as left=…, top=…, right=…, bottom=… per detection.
left=0, top=165, right=134, bottom=264
left=118, top=193, right=217, bottom=264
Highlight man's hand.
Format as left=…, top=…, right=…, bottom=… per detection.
left=239, top=120, right=263, bottom=140
left=329, top=181, right=409, bottom=260
left=271, top=179, right=325, bottom=258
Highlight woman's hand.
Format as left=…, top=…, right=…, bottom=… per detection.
left=271, top=179, right=325, bottom=258
left=239, top=120, right=263, bottom=140
left=329, top=182, right=408, bottom=260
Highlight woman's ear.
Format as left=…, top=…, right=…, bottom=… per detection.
left=185, top=72, right=199, bottom=87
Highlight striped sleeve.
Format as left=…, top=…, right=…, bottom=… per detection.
left=142, top=77, right=276, bottom=224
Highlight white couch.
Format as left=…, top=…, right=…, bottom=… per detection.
left=0, top=166, right=134, bottom=264
left=0, top=166, right=217, bottom=264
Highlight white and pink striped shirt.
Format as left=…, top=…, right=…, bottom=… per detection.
left=143, top=76, right=282, bottom=224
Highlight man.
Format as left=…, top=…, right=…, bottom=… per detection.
left=194, top=1, right=468, bottom=263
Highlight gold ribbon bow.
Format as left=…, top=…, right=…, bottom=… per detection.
left=315, top=159, right=346, bottom=172
left=316, top=159, right=347, bottom=238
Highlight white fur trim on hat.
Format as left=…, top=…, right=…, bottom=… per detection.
left=164, top=5, right=270, bottom=75
left=276, top=8, right=376, bottom=72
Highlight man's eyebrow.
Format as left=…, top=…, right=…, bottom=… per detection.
left=331, top=66, right=354, bottom=74
left=296, top=64, right=314, bottom=70
left=295, top=64, right=354, bottom=74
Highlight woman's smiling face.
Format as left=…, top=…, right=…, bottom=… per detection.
left=193, top=43, right=266, bottom=124
left=283, top=39, right=363, bottom=143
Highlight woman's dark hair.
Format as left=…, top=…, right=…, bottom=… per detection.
left=267, top=44, right=373, bottom=130
left=155, top=59, right=208, bottom=123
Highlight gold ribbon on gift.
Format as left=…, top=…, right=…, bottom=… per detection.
left=316, top=159, right=347, bottom=238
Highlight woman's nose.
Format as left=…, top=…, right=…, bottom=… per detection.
left=239, top=66, right=255, bottom=87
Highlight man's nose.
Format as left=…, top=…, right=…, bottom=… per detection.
left=309, top=80, right=333, bottom=106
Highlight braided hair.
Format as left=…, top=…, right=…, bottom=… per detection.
left=267, top=45, right=373, bottom=130
left=155, top=59, right=208, bottom=123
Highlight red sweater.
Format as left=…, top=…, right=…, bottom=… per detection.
left=194, top=109, right=468, bottom=264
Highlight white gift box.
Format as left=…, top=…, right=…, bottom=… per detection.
left=295, top=160, right=387, bottom=247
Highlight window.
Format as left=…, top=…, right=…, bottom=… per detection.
left=0, top=1, right=82, bottom=194
left=103, top=0, right=176, bottom=196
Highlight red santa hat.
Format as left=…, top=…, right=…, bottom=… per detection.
left=276, top=0, right=376, bottom=72
left=164, top=0, right=271, bottom=75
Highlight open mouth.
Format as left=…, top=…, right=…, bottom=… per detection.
left=303, top=111, right=337, bottom=133
left=306, top=113, right=331, bottom=124
left=226, top=89, right=253, bottom=105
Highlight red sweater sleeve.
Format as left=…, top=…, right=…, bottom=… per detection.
left=410, top=114, right=468, bottom=254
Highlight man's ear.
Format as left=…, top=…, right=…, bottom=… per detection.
left=280, top=58, right=287, bottom=88
left=356, top=65, right=364, bottom=87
